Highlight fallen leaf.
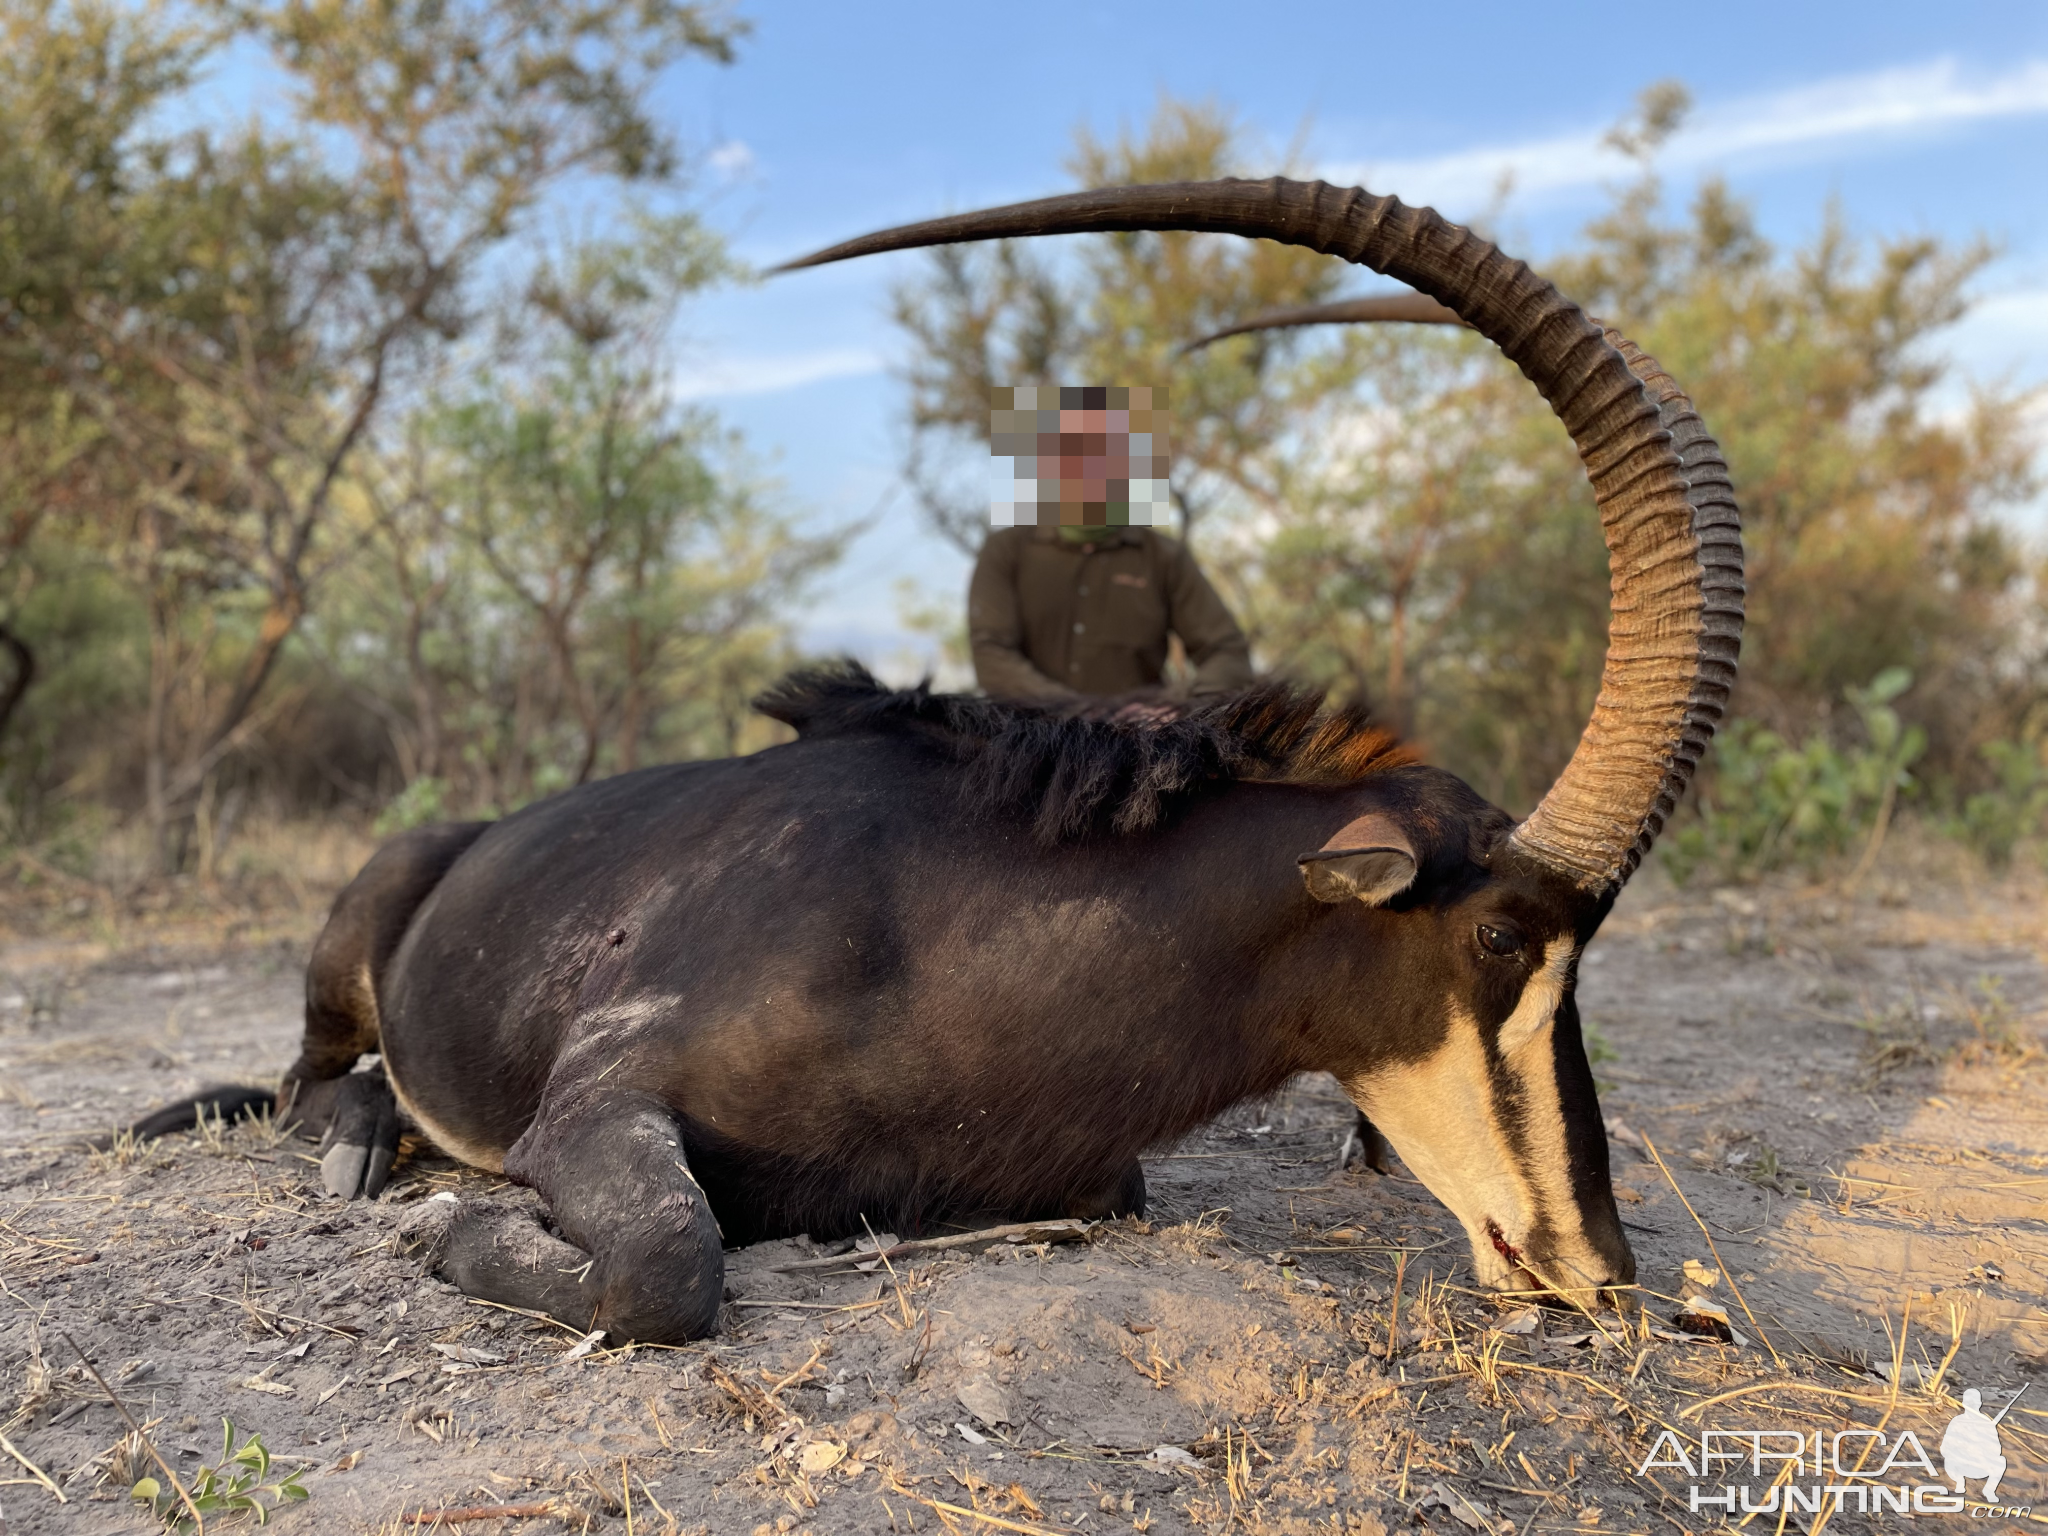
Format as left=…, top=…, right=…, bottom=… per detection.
left=956, top=1376, right=1013, bottom=1426
left=428, top=1342, right=506, bottom=1366
left=560, top=1329, right=606, bottom=1362
left=799, top=1441, right=845, bottom=1474
left=237, top=1377, right=293, bottom=1396
left=1673, top=1296, right=1735, bottom=1342
left=325, top=1450, right=362, bottom=1474
left=1420, top=1481, right=1491, bottom=1530
left=1493, top=1308, right=1540, bottom=1336
left=316, top=1376, right=352, bottom=1405
left=1682, top=1259, right=1721, bottom=1291
left=954, top=1422, right=988, bottom=1446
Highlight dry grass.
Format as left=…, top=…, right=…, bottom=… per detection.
left=0, top=807, right=377, bottom=955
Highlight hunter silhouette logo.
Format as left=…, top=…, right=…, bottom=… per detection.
left=1942, top=1386, right=2024, bottom=1501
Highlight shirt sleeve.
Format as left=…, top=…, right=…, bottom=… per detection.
left=1165, top=540, right=1256, bottom=695
left=969, top=533, right=1080, bottom=702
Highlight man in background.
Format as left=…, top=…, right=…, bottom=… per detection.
left=969, top=385, right=1253, bottom=705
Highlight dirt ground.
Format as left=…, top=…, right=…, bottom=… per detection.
left=2, top=859, right=2045, bottom=1536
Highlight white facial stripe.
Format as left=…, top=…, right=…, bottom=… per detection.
left=1342, top=1014, right=1530, bottom=1287
left=1344, top=937, right=1606, bottom=1292
left=1496, top=939, right=1574, bottom=1055
left=1491, top=940, right=1600, bottom=1286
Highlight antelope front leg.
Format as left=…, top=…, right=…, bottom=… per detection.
left=486, top=1087, right=724, bottom=1343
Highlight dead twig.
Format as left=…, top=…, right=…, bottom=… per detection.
left=401, top=1500, right=563, bottom=1524
left=0, top=1430, right=64, bottom=1504
left=1678, top=1381, right=1893, bottom=1420
left=62, top=1331, right=202, bottom=1533
left=771, top=1218, right=1094, bottom=1273
left=886, top=1484, right=1072, bottom=1536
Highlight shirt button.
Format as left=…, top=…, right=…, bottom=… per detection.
left=1070, top=663, right=1080, bottom=672
left=1073, top=622, right=1085, bottom=634
left=1078, top=586, right=1088, bottom=595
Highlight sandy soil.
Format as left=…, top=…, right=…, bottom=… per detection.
left=2, top=869, right=2044, bottom=1536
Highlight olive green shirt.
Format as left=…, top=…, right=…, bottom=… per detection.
left=968, top=525, right=1255, bottom=702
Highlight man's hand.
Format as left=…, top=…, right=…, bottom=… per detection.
left=1068, top=691, right=1184, bottom=726
left=1110, top=700, right=1180, bottom=726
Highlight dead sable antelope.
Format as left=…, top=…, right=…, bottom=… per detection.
left=124, top=177, right=1741, bottom=1345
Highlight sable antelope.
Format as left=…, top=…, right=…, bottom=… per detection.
left=124, top=178, right=1741, bottom=1344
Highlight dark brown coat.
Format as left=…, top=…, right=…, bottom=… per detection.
left=968, top=525, right=1254, bottom=701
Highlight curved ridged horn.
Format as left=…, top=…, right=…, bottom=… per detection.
left=1184, top=290, right=1468, bottom=352
left=777, top=178, right=1744, bottom=891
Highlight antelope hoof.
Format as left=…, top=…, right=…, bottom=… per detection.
left=318, top=1072, right=402, bottom=1198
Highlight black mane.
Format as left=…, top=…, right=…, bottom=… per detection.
left=752, top=661, right=1413, bottom=843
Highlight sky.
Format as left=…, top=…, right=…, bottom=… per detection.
left=203, top=2, right=2048, bottom=676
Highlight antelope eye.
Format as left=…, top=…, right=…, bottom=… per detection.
left=1476, top=923, right=1525, bottom=958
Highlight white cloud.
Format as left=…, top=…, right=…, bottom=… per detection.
left=706, top=139, right=757, bottom=181
left=672, top=347, right=882, bottom=401
left=1325, top=57, right=2048, bottom=211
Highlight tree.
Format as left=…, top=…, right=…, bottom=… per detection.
left=322, top=217, right=842, bottom=814
left=3, top=0, right=749, bottom=867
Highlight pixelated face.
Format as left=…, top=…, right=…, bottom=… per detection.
left=989, top=385, right=1173, bottom=528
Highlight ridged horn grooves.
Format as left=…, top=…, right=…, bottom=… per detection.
left=1184, top=291, right=1468, bottom=352
left=778, top=177, right=1746, bottom=891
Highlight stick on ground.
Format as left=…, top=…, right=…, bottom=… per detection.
left=61, top=1331, right=202, bottom=1533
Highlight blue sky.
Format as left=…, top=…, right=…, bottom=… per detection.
left=203, top=3, right=2048, bottom=675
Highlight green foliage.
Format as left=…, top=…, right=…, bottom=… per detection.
left=1946, top=719, right=2048, bottom=868
left=1664, top=669, right=1928, bottom=882
left=0, top=2, right=839, bottom=860
left=0, top=0, right=754, bottom=868
left=372, top=774, right=451, bottom=836
left=131, top=1417, right=308, bottom=1529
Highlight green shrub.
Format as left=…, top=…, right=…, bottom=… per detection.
left=371, top=775, right=452, bottom=838
left=131, top=1418, right=308, bottom=1530
left=1947, top=720, right=2048, bottom=868
left=1665, top=668, right=1925, bottom=883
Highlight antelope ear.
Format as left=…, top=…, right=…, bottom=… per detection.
left=1299, top=813, right=1417, bottom=906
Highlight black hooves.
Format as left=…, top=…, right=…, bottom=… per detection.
left=315, top=1071, right=403, bottom=1199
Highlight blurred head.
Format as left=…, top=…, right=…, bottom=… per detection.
left=990, top=384, right=1172, bottom=529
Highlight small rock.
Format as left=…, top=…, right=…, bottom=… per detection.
left=956, top=1376, right=1013, bottom=1426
